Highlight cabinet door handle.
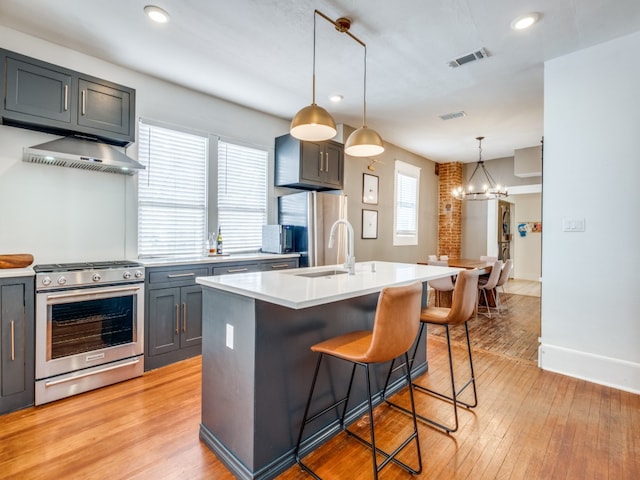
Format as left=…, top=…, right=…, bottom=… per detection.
left=325, top=152, right=329, bottom=173
left=10, top=320, right=15, bottom=361
left=63, top=85, right=69, bottom=111
left=81, top=90, right=86, bottom=115
left=167, top=273, right=195, bottom=278
left=319, top=151, right=324, bottom=172
left=182, top=303, right=187, bottom=332
left=269, top=263, right=290, bottom=269
left=175, top=304, right=180, bottom=334
left=227, top=268, right=249, bottom=273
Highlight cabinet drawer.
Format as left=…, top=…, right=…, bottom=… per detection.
left=259, top=260, right=298, bottom=271
left=149, top=268, right=208, bottom=284
left=213, top=264, right=259, bottom=276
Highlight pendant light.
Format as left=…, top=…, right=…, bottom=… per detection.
left=290, top=11, right=337, bottom=141
left=344, top=39, right=384, bottom=157
left=452, top=137, right=508, bottom=200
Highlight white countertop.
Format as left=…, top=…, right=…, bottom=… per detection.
left=140, top=252, right=299, bottom=267
left=0, top=267, right=35, bottom=279
left=196, top=261, right=462, bottom=309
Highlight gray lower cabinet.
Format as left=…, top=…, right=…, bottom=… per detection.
left=0, top=277, right=35, bottom=415
left=145, top=257, right=298, bottom=370
left=145, top=266, right=207, bottom=371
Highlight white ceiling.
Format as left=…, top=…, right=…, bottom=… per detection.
left=2, top=0, right=640, bottom=163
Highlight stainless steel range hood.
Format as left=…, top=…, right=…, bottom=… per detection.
left=23, top=136, right=144, bottom=176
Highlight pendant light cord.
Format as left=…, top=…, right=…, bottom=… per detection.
left=312, top=11, right=317, bottom=105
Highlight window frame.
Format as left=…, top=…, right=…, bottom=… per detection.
left=393, top=159, right=421, bottom=246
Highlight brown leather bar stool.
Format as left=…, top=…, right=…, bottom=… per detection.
left=382, top=270, right=480, bottom=433
left=294, top=281, right=424, bottom=480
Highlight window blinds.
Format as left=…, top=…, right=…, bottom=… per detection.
left=217, top=140, right=267, bottom=253
left=137, top=121, right=208, bottom=257
left=394, top=160, right=421, bottom=246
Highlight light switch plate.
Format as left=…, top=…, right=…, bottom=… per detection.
left=562, top=217, right=586, bottom=232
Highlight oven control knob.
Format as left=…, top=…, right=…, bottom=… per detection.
left=123, top=271, right=132, bottom=279
left=92, top=273, right=101, bottom=282
left=42, top=276, right=52, bottom=286
left=57, top=276, right=67, bottom=285
left=134, top=270, right=143, bottom=278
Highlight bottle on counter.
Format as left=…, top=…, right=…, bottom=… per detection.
left=208, top=232, right=216, bottom=254
left=216, top=226, right=223, bottom=254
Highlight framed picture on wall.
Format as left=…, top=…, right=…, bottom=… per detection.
left=362, top=173, right=379, bottom=204
left=362, top=209, right=378, bottom=239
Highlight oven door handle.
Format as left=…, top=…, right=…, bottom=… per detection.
left=45, top=285, right=142, bottom=300
left=44, top=358, right=141, bottom=387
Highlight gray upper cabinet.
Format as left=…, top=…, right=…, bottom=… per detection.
left=275, top=134, right=344, bottom=191
left=1, top=49, right=135, bottom=146
left=77, top=77, right=132, bottom=138
left=4, top=56, right=73, bottom=125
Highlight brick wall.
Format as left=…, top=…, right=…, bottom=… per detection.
left=437, top=163, right=462, bottom=258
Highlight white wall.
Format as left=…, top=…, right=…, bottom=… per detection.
left=541, top=31, right=640, bottom=393
left=512, top=193, right=541, bottom=281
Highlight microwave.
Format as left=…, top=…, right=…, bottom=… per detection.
left=261, top=225, right=295, bottom=254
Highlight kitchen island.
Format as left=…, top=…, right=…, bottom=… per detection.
left=196, top=261, right=461, bottom=480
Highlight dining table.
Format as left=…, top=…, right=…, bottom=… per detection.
left=418, top=258, right=497, bottom=306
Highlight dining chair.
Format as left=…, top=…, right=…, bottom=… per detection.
left=494, top=258, right=513, bottom=313
left=427, top=259, right=455, bottom=306
left=440, top=255, right=449, bottom=261
left=295, top=281, right=424, bottom=480
left=478, top=260, right=503, bottom=318
left=428, top=254, right=438, bottom=262
left=480, top=255, right=498, bottom=262
left=382, top=270, right=481, bottom=433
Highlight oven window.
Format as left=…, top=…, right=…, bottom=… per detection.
left=50, top=296, right=135, bottom=359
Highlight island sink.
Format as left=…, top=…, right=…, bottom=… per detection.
left=294, top=269, right=349, bottom=278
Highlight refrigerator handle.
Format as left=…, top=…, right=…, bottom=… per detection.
left=308, top=192, right=318, bottom=266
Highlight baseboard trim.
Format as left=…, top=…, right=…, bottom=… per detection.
left=538, top=342, right=640, bottom=394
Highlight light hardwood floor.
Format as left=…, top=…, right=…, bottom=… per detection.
left=502, top=279, right=540, bottom=297
left=1, top=289, right=638, bottom=480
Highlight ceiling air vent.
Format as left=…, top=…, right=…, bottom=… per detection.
left=439, top=111, right=467, bottom=121
left=448, top=48, right=489, bottom=68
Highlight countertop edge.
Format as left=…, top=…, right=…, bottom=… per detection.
left=0, top=267, right=35, bottom=278
left=139, top=252, right=300, bottom=268
left=197, top=262, right=462, bottom=309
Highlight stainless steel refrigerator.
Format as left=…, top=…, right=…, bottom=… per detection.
left=278, top=191, right=348, bottom=267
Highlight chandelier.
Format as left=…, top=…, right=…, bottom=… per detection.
left=452, top=136, right=508, bottom=200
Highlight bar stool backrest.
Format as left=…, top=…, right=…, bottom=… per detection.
left=447, top=270, right=481, bottom=325
left=366, top=281, right=423, bottom=364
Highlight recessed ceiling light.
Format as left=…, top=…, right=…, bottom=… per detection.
left=144, top=5, right=170, bottom=24
left=329, top=94, right=344, bottom=103
left=511, top=12, right=539, bottom=30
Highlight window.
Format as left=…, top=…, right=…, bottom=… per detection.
left=137, top=120, right=208, bottom=257
left=217, top=140, right=268, bottom=253
left=393, top=160, right=421, bottom=246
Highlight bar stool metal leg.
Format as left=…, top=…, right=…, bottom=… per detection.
left=295, top=351, right=423, bottom=479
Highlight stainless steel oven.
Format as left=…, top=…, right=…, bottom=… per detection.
left=34, top=261, right=145, bottom=405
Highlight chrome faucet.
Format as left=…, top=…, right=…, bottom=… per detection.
left=328, top=219, right=355, bottom=275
